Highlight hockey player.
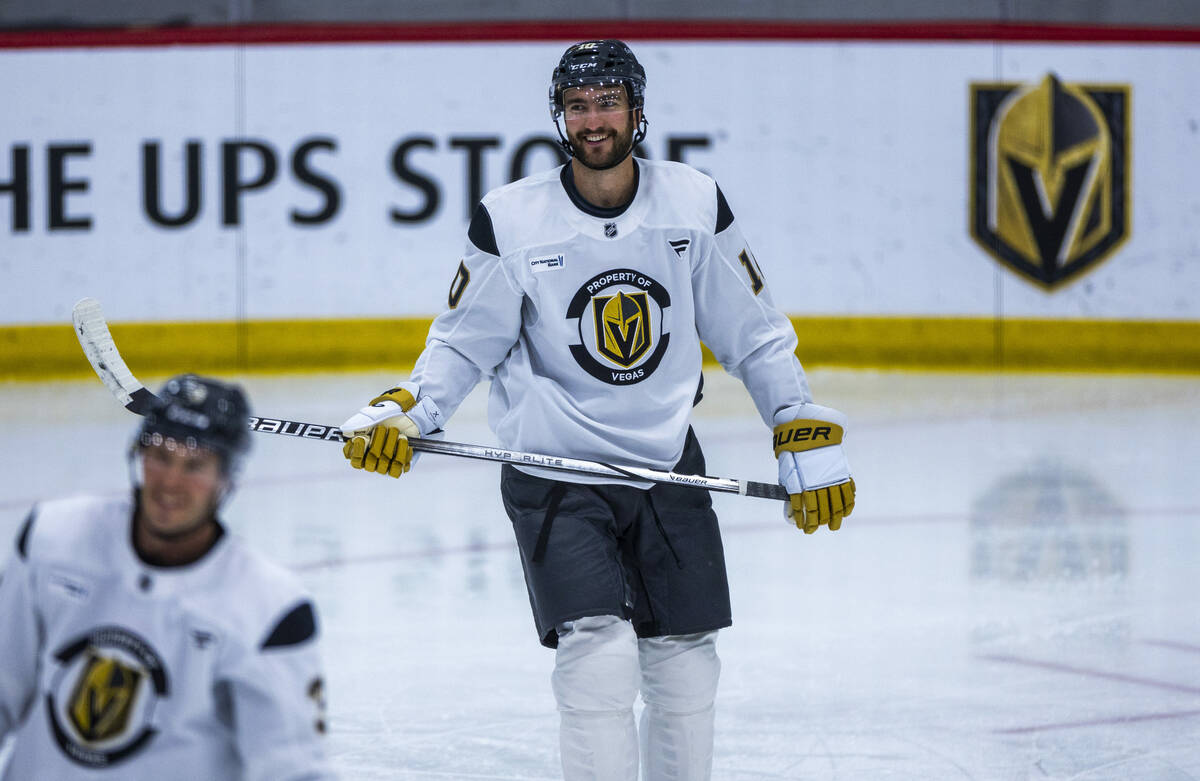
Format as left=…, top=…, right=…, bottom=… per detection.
left=0, top=375, right=334, bottom=780
left=341, top=40, right=855, bottom=780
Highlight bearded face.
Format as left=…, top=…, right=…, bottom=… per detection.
left=561, top=84, right=640, bottom=170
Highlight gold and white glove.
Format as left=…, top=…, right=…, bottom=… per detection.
left=773, top=403, right=856, bottom=534
left=340, top=387, right=421, bottom=478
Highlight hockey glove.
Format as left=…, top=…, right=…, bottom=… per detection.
left=773, top=403, right=856, bottom=534
left=340, top=387, right=420, bottom=478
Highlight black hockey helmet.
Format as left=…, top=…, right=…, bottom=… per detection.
left=549, top=40, right=649, bottom=161
left=136, top=374, right=251, bottom=476
left=549, top=39, right=647, bottom=115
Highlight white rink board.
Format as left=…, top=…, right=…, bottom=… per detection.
left=2, top=40, right=1198, bottom=324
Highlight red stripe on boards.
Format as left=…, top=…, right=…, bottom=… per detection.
left=2, top=19, right=1200, bottom=49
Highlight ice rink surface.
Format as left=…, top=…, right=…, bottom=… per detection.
left=1, top=367, right=1197, bottom=780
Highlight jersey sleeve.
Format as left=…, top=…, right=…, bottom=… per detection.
left=0, top=510, right=41, bottom=738
left=223, top=599, right=335, bottom=781
left=692, top=186, right=812, bottom=426
left=409, top=202, right=524, bottom=423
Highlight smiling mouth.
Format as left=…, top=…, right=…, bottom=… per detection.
left=147, top=491, right=188, bottom=511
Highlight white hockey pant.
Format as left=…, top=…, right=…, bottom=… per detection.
left=553, top=616, right=641, bottom=781
left=638, top=631, right=719, bottom=781
left=552, top=615, right=720, bottom=781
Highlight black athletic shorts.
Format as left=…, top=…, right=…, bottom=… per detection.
left=501, top=427, right=732, bottom=648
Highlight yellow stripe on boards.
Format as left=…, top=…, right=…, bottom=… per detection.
left=784, top=316, right=1200, bottom=373
left=2, top=315, right=1199, bottom=381
left=1, top=318, right=433, bottom=381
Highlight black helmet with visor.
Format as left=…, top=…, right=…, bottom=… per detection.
left=134, top=374, right=252, bottom=480
left=549, top=40, right=648, bottom=160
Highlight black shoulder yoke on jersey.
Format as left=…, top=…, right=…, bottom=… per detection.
left=16, top=507, right=36, bottom=559
left=261, top=600, right=317, bottom=650
left=468, top=203, right=500, bottom=257
left=715, top=185, right=735, bottom=234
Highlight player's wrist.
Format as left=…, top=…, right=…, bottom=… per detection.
left=339, top=382, right=443, bottom=439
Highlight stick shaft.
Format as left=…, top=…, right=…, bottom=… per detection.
left=246, top=415, right=785, bottom=498
left=73, top=297, right=787, bottom=501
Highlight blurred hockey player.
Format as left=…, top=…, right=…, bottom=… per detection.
left=0, top=375, right=334, bottom=780
left=341, top=40, right=855, bottom=780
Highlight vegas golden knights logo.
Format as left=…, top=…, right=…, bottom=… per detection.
left=68, top=651, right=143, bottom=742
left=970, top=74, right=1130, bottom=288
left=594, top=291, right=651, bottom=367
left=567, top=269, right=671, bottom=386
left=49, top=627, right=167, bottom=767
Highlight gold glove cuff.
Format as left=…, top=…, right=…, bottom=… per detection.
left=369, top=387, right=417, bottom=411
left=772, top=418, right=844, bottom=457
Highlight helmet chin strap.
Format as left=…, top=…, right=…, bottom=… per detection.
left=127, top=442, right=145, bottom=490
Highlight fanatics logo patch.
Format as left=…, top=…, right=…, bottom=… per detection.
left=566, top=269, right=672, bottom=386
left=48, top=573, right=91, bottom=602
left=529, top=253, right=566, bottom=272
left=668, top=238, right=690, bottom=258
left=969, top=73, right=1131, bottom=289
left=190, top=629, right=216, bottom=649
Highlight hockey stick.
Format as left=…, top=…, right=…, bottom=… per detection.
left=72, top=297, right=788, bottom=501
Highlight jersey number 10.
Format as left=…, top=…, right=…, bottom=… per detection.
left=738, top=250, right=765, bottom=295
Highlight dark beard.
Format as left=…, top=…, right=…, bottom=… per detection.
left=572, top=117, right=635, bottom=170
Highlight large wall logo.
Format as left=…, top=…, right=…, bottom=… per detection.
left=969, top=74, right=1130, bottom=288
left=566, top=269, right=671, bottom=385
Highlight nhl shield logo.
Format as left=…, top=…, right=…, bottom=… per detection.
left=969, top=74, right=1130, bottom=288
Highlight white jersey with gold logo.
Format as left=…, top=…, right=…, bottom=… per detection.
left=410, top=158, right=812, bottom=482
left=0, top=495, right=333, bottom=781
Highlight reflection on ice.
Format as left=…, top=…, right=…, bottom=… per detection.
left=971, top=459, right=1128, bottom=582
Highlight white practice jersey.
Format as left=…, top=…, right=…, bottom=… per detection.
left=0, top=495, right=334, bottom=781
left=409, top=158, right=811, bottom=482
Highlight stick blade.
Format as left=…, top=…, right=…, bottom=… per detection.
left=72, top=297, right=156, bottom=415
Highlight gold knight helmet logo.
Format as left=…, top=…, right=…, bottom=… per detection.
left=68, top=651, right=144, bottom=742
left=595, top=290, right=651, bottom=367
left=49, top=627, right=168, bottom=767
left=970, top=74, right=1130, bottom=288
